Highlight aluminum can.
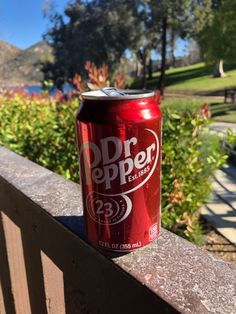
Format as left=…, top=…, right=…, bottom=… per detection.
left=75, top=88, right=161, bottom=252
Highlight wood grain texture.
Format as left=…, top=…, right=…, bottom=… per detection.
left=21, top=230, right=48, bottom=314
left=0, top=280, right=6, bottom=314
left=2, top=212, right=31, bottom=314
left=1, top=147, right=236, bottom=314
left=0, top=212, right=16, bottom=314
left=41, top=251, right=65, bottom=314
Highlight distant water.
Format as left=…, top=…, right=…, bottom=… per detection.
left=2, top=85, right=74, bottom=96
left=27, top=85, right=44, bottom=94
left=27, top=85, right=74, bottom=95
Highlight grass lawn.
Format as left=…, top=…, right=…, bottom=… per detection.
left=149, top=62, right=236, bottom=122
left=213, top=111, right=236, bottom=123
left=162, top=97, right=236, bottom=123
left=208, top=102, right=236, bottom=122
left=144, top=62, right=236, bottom=93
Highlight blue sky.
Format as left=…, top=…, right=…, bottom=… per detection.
left=0, top=0, right=188, bottom=57
left=0, top=0, right=68, bottom=49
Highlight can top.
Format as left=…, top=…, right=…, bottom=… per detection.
left=82, top=88, right=155, bottom=100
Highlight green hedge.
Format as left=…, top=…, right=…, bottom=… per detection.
left=161, top=103, right=227, bottom=243
left=225, top=129, right=236, bottom=165
left=0, top=93, right=79, bottom=182
left=0, top=93, right=227, bottom=243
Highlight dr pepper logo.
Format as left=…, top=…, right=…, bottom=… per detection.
left=79, top=128, right=159, bottom=225
left=80, top=128, right=159, bottom=192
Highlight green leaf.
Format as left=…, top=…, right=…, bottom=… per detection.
left=171, top=113, right=181, bottom=119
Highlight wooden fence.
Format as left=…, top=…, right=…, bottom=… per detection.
left=0, top=146, right=235, bottom=314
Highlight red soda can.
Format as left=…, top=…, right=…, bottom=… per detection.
left=75, top=88, right=161, bottom=252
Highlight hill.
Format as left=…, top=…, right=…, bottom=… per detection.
left=0, top=40, right=21, bottom=66
left=0, top=41, right=52, bottom=86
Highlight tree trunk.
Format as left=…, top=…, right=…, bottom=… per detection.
left=170, top=28, right=176, bottom=68
left=213, top=59, right=226, bottom=77
left=142, top=49, right=147, bottom=88
left=135, top=58, right=139, bottom=78
left=159, top=17, right=167, bottom=96
left=148, top=58, right=153, bottom=80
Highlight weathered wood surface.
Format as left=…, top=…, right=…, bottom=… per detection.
left=0, top=146, right=236, bottom=314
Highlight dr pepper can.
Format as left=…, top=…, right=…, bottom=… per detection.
left=75, top=88, right=161, bottom=252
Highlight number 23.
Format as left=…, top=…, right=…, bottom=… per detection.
left=95, top=200, right=113, bottom=217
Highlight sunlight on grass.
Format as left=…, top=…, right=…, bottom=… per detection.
left=166, top=62, right=206, bottom=75
left=161, top=97, right=236, bottom=123
left=150, top=62, right=236, bottom=92
left=213, top=111, right=236, bottom=123
left=167, top=69, right=236, bottom=91
left=152, top=62, right=206, bottom=78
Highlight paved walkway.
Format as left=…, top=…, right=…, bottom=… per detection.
left=201, top=164, right=236, bottom=246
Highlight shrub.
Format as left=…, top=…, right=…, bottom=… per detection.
left=224, top=129, right=236, bottom=165
left=161, top=103, right=227, bottom=243
left=0, top=93, right=227, bottom=244
left=0, top=91, right=79, bottom=182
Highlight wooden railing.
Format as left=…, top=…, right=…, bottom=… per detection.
left=0, top=146, right=235, bottom=314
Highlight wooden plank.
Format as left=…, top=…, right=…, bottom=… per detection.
left=0, top=212, right=16, bottom=314
left=63, top=277, right=88, bottom=314
left=1, top=147, right=236, bottom=313
left=21, top=231, right=48, bottom=314
left=0, top=183, right=190, bottom=314
left=41, top=251, right=65, bottom=314
left=0, top=280, right=6, bottom=314
left=1, top=212, right=31, bottom=314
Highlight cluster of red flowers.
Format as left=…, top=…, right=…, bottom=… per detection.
left=200, top=103, right=211, bottom=118
left=0, top=87, right=28, bottom=98
left=0, top=86, right=52, bottom=101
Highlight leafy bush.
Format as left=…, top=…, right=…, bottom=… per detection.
left=224, top=129, right=236, bottom=165
left=0, top=91, right=79, bottom=182
left=161, top=103, right=227, bottom=243
left=0, top=92, right=227, bottom=243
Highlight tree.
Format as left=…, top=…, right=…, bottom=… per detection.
left=187, top=40, right=201, bottom=65
left=149, top=0, right=212, bottom=95
left=198, top=0, right=236, bottom=77
left=44, top=0, right=213, bottom=91
left=136, top=44, right=156, bottom=88
left=169, top=26, right=176, bottom=68
left=148, top=0, right=186, bottom=95
left=44, top=0, right=141, bottom=87
left=132, top=1, right=160, bottom=88
left=137, top=47, right=148, bottom=88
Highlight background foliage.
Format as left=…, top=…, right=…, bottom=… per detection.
left=161, top=100, right=227, bottom=243
left=44, top=0, right=141, bottom=88
left=0, top=91, right=79, bottom=181
left=198, top=0, right=236, bottom=73
left=0, top=92, right=227, bottom=243
left=44, top=0, right=213, bottom=91
left=225, top=129, right=236, bottom=164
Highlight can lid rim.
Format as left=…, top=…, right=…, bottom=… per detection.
left=82, top=89, right=155, bottom=100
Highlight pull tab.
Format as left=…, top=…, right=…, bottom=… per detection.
left=100, top=87, right=125, bottom=97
